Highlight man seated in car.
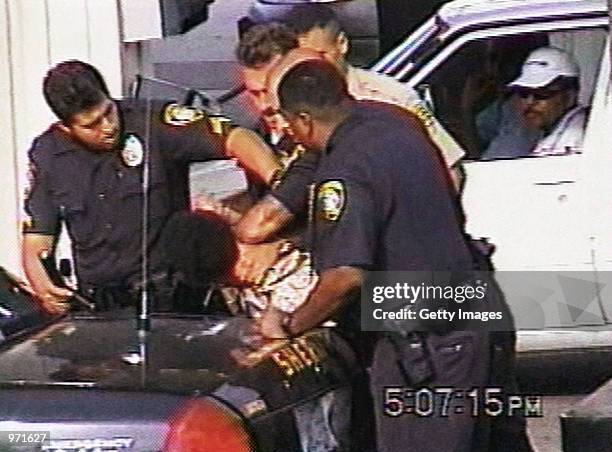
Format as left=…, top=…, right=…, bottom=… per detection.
left=486, top=46, right=587, bottom=157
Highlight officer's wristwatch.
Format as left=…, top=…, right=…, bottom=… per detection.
left=269, top=167, right=285, bottom=189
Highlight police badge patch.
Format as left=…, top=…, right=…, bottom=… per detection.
left=121, top=134, right=144, bottom=167
left=163, top=103, right=204, bottom=126
left=207, top=115, right=233, bottom=136
left=316, top=180, right=346, bottom=222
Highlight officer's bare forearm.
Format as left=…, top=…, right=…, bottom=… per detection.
left=226, top=128, right=282, bottom=185
left=287, top=266, right=364, bottom=336
left=22, top=234, right=55, bottom=290
left=22, top=234, right=72, bottom=313
left=233, top=195, right=294, bottom=244
left=22, top=235, right=69, bottom=291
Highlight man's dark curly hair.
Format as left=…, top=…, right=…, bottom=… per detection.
left=43, top=60, right=110, bottom=123
left=161, top=211, right=238, bottom=289
left=236, top=22, right=298, bottom=68
left=284, top=5, right=342, bottom=37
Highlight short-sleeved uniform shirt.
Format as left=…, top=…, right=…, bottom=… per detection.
left=271, top=142, right=319, bottom=216
left=23, top=99, right=226, bottom=287
left=250, top=119, right=310, bottom=205
left=346, top=67, right=464, bottom=169
left=272, top=66, right=465, bottom=217
left=310, top=101, right=473, bottom=275
left=239, top=119, right=316, bottom=228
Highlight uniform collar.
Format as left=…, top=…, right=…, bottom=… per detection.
left=346, top=66, right=378, bottom=99
left=50, top=125, right=119, bottom=163
left=50, top=124, right=87, bottom=155
left=325, top=100, right=364, bottom=155
left=345, top=65, right=364, bottom=90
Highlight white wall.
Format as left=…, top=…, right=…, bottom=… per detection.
left=146, top=0, right=250, bottom=63
left=0, top=1, right=20, bottom=275
left=0, top=0, right=123, bottom=275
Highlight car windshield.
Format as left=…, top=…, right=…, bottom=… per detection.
left=373, top=16, right=446, bottom=80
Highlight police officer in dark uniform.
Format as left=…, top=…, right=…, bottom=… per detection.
left=22, top=60, right=280, bottom=314
left=258, top=59, right=530, bottom=452
left=229, top=22, right=319, bottom=244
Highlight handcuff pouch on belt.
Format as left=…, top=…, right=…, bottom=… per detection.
left=388, top=331, right=435, bottom=386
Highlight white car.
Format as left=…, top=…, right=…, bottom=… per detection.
left=373, top=0, right=611, bottom=330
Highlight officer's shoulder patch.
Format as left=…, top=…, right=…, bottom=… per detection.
left=316, top=179, right=346, bottom=222
left=207, top=114, right=233, bottom=136
left=162, top=103, right=205, bottom=126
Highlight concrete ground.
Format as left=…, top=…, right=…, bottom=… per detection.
left=527, top=395, right=582, bottom=452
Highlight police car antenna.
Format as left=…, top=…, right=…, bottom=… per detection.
left=138, top=83, right=153, bottom=333
left=132, top=76, right=226, bottom=334
left=132, top=74, right=221, bottom=114
left=216, top=84, right=245, bottom=105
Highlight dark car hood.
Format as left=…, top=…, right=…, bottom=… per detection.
left=0, top=314, right=261, bottom=393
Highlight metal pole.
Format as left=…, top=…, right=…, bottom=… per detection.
left=137, top=84, right=152, bottom=333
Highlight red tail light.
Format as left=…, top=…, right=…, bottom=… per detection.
left=164, top=398, right=255, bottom=452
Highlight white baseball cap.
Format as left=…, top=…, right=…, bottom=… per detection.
left=508, top=47, right=579, bottom=89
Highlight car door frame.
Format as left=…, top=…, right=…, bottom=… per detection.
left=403, top=17, right=608, bottom=270
left=379, top=15, right=611, bottom=328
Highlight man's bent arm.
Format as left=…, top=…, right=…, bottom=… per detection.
left=233, top=195, right=294, bottom=244
left=22, top=233, right=71, bottom=313
left=287, top=266, right=364, bottom=336
left=226, top=128, right=282, bottom=185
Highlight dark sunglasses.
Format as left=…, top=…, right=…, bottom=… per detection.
left=512, top=87, right=566, bottom=101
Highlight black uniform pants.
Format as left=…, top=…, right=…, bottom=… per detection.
left=370, top=331, right=490, bottom=452
left=370, top=330, right=533, bottom=452
left=475, top=331, right=533, bottom=452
